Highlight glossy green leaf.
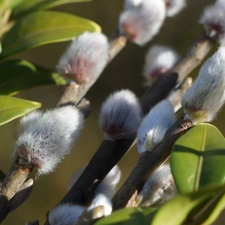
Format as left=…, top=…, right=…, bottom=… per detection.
left=171, top=123, right=225, bottom=194
left=0, top=59, right=66, bottom=95
left=202, top=192, right=225, bottom=225
left=1, top=11, right=101, bottom=58
left=95, top=207, right=156, bottom=225
left=13, top=0, right=90, bottom=17
left=0, top=0, right=26, bottom=12
left=151, top=191, right=213, bottom=225
left=0, top=95, right=41, bottom=126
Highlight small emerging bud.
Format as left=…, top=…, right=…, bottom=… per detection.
left=143, top=45, right=178, bottom=85
left=182, top=46, right=225, bottom=125
left=15, top=106, right=83, bottom=175
left=199, top=0, right=225, bottom=43
left=99, top=90, right=142, bottom=140
left=165, top=0, right=186, bottom=17
left=124, top=0, right=143, bottom=10
left=57, top=32, right=109, bottom=84
left=119, top=0, right=166, bottom=45
left=137, top=100, right=175, bottom=154
left=48, top=204, right=84, bottom=225
left=87, top=194, right=112, bottom=217
left=136, top=163, right=177, bottom=207
left=69, top=165, right=121, bottom=198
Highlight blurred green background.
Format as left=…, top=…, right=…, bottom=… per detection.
left=2, top=0, right=225, bottom=224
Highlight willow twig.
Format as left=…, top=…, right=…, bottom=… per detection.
left=112, top=115, right=193, bottom=209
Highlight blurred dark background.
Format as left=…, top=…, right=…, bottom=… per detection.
left=2, top=0, right=225, bottom=224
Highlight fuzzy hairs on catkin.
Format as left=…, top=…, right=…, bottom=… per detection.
left=48, top=204, right=84, bottom=225
left=57, top=32, right=109, bottom=84
left=119, top=0, right=166, bottom=45
left=137, top=100, right=175, bottom=154
left=99, top=90, right=142, bottom=140
left=15, top=106, right=84, bottom=175
left=182, top=46, right=225, bottom=125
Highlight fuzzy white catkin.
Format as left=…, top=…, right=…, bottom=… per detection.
left=136, top=163, right=177, bottom=207
left=124, top=0, right=143, bottom=10
left=199, top=0, right=225, bottom=43
left=137, top=100, right=175, bottom=154
left=57, top=32, right=109, bottom=84
left=15, top=106, right=84, bottom=175
left=143, top=45, right=178, bottom=85
left=48, top=204, right=84, bottom=225
left=119, top=0, right=166, bottom=45
left=87, top=194, right=112, bottom=217
left=69, top=165, right=121, bottom=198
left=182, top=46, right=225, bottom=125
left=165, top=0, right=186, bottom=17
left=99, top=90, right=142, bottom=140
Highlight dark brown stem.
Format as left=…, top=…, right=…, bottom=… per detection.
left=112, top=115, right=193, bottom=210
left=8, top=178, right=34, bottom=213
left=60, top=138, right=134, bottom=206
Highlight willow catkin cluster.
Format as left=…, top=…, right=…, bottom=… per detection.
left=199, top=0, right=225, bottom=44
left=143, top=45, right=178, bottom=85
left=99, top=90, right=142, bottom=140
left=137, top=100, right=175, bottom=154
left=119, top=0, right=166, bottom=45
left=182, top=46, right=225, bottom=125
left=15, top=106, right=83, bottom=175
left=57, top=32, right=109, bottom=84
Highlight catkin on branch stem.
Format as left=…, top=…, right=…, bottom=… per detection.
left=112, top=116, right=193, bottom=209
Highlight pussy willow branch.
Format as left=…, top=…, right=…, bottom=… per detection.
left=44, top=31, right=215, bottom=224
left=112, top=115, right=193, bottom=209
left=69, top=35, right=127, bottom=106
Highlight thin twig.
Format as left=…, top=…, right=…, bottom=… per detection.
left=112, top=115, right=193, bottom=209
left=0, top=157, right=33, bottom=223
left=8, top=178, right=34, bottom=213
left=60, top=138, right=134, bottom=206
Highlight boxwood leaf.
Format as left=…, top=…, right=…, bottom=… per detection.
left=1, top=11, right=101, bottom=58
left=171, top=123, right=225, bottom=194
left=0, top=59, right=66, bottom=95
left=0, top=95, right=41, bottom=126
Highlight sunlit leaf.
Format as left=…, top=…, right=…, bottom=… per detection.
left=0, top=59, right=66, bottom=95
left=171, top=123, right=225, bottom=194
left=0, top=95, right=41, bottom=126
left=13, top=0, right=91, bottom=17
left=1, top=11, right=101, bottom=58
left=95, top=207, right=156, bottom=225
left=202, top=192, right=225, bottom=225
left=0, top=0, right=26, bottom=12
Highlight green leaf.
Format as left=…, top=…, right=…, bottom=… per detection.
left=202, top=192, right=225, bottom=225
left=171, top=123, right=225, bottom=194
left=0, top=0, right=26, bottom=12
left=0, top=95, right=41, bottom=126
left=13, top=0, right=91, bottom=17
left=0, top=59, right=66, bottom=95
left=151, top=191, right=213, bottom=225
left=95, top=207, right=156, bottom=225
left=1, top=11, right=101, bottom=58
